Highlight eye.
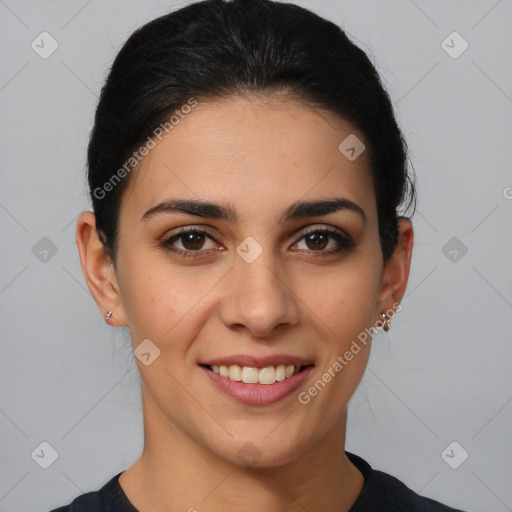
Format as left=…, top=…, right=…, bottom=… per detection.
left=291, top=227, right=355, bottom=255
left=160, top=227, right=220, bottom=258
left=160, top=226, right=355, bottom=259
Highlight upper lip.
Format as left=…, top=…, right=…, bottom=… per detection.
left=200, top=354, right=314, bottom=368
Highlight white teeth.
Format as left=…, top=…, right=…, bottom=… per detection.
left=241, top=366, right=259, bottom=384
left=228, top=364, right=242, bottom=381
left=209, top=363, right=304, bottom=384
left=258, top=366, right=276, bottom=385
left=275, top=365, right=286, bottom=381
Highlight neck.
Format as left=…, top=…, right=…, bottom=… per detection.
left=119, top=390, right=364, bottom=512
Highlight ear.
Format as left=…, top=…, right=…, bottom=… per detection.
left=375, top=218, right=414, bottom=317
left=75, top=211, right=127, bottom=327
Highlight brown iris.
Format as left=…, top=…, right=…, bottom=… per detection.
left=181, top=232, right=206, bottom=250
left=304, top=232, right=328, bottom=251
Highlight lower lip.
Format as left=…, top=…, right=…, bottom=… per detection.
left=200, top=365, right=314, bottom=405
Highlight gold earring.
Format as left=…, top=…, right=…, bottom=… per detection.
left=380, top=313, right=391, bottom=332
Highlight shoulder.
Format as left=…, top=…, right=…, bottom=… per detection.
left=49, top=491, right=102, bottom=512
left=346, top=451, right=468, bottom=512
left=48, top=472, right=128, bottom=512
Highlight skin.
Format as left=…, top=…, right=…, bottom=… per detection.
left=76, top=93, right=413, bottom=512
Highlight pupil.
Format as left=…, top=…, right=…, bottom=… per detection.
left=306, top=233, right=327, bottom=250
left=183, top=232, right=204, bottom=250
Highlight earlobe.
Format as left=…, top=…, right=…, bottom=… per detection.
left=376, top=218, right=414, bottom=315
left=75, top=210, right=127, bottom=327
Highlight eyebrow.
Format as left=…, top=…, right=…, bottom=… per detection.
left=141, top=197, right=367, bottom=224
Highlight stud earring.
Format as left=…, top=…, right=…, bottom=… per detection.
left=380, top=313, right=391, bottom=332
left=105, top=311, right=113, bottom=323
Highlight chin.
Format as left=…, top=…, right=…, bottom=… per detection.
left=209, top=429, right=313, bottom=469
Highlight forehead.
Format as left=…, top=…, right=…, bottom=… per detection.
left=121, top=94, right=375, bottom=223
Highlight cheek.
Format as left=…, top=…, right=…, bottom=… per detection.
left=301, top=263, right=381, bottom=334
left=297, top=272, right=377, bottom=421
left=118, top=254, right=215, bottom=347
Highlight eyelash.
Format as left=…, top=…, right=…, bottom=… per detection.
left=160, top=226, right=355, bottom=259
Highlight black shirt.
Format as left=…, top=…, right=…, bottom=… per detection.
left=49, top=451, right=468, bottom=511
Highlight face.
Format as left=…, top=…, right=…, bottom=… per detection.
left=102, top=94, right=393, bottom=466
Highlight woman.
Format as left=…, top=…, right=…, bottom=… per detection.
left=51, top=0, right=467, bottom=510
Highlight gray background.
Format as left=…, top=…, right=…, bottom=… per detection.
left=0, top=0, right=511, bottom=511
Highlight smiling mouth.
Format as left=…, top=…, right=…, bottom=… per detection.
left=201, top=363, right=314, bottom=385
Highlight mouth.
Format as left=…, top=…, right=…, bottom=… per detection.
left=201, top=363, right=314, bottom=385
left=199, top=355, right=315, bottom=405
left=200, top=362, right=315, bottom=405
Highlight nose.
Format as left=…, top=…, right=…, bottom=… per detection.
left=219, top=248, right=301, bottom=339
